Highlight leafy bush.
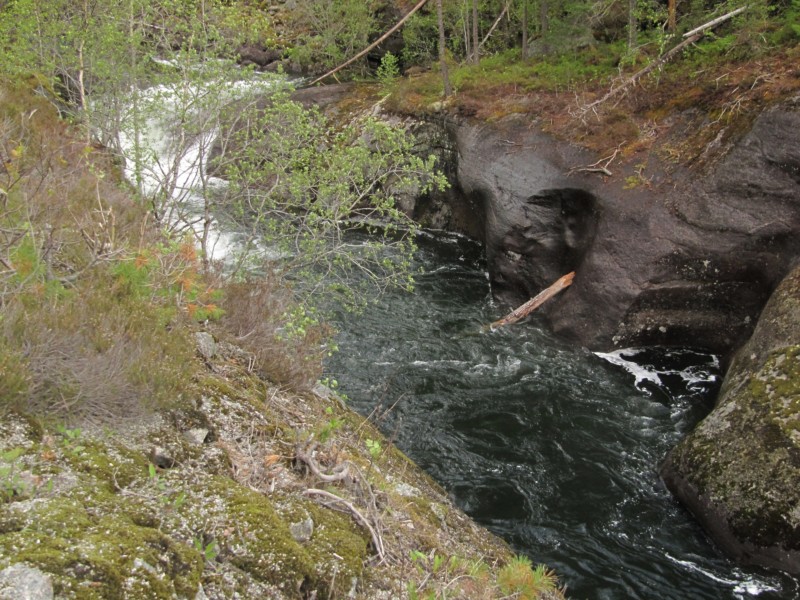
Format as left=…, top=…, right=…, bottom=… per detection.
left=0, top=84, right=199, bottom=426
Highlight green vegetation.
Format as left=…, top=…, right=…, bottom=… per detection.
left=287, top=0, right=379, bottom=73
left=406, top=549, right=564, bottom=599
left=382, top=0, right=799, bottom=164
left=377, top=51, right=402, bottom=90
left=0, top=0, right=450, bottom=406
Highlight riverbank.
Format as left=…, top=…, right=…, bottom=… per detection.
left=2, top=332, right=544, bottom=598
left=0, top=79, right=568, bottom=599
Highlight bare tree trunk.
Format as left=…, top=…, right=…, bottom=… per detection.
left=628, top=0, right=637, bottom=50
left=472, top=0, right=480, bottom=63
left=437, top=0, right=452, bottom=97
left=539, top=0, right=549, bottom=53
left=522, top=0, right=528, bottom=58
left=668, top=0, right=677, bottom=32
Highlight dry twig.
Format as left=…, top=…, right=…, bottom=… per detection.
left=568, top=146, right=622, bottom=177
left=303, top=488, right=387, bottom=563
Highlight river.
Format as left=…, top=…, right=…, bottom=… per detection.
left=127, top=71, right=799, bottom=598
left=326, top=231, right=800, bottom=599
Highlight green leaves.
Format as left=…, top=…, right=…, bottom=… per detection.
left=216, top=86, right=446, bottom=315
left=288, top=0, right=378, bottom=73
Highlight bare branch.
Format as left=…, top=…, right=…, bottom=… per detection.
left=303, top=488, right=386, bottom=563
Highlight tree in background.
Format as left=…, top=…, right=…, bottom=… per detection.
left=438, top=0, right=453, bottom=96
left=0, top=0, right=446, bottom=313
left=472, top=0, right=481, bottom=62
left=288, top=0, right=378, bottom=74
left=522, top=0, right=529, bottom=57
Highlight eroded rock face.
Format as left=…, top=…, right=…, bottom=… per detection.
left=659, top=265, right=800, bottom=573
left=442, top=100, right=800, bottom=360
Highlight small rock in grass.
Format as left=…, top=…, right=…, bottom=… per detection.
left=289, top=518, right=314, bottom=543
left=0, top=564, right=54, bottom=600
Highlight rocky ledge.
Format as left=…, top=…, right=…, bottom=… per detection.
left=0, top=337, right=517, bottom=599
left=409, top=97, right=800, bottom=362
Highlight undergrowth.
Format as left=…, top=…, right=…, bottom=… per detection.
left=0, top=79, right=329, bottom=426
left=388, top=1, right=800, bottom=153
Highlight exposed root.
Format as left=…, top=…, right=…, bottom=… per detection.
left=295, top=441, right=352, bottom=483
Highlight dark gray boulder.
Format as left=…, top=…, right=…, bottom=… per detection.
left=237, top=45, right=283, bottom=69
left=660, top=264, right=800, bottom=573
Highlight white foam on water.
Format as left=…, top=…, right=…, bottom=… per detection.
left=595, top=348, right=663, bottom=391
left=595, top=347, right=719, bottom=396
left=116, top=70, right=282, bottom=263
left=665, top=553, right=781, bottom=596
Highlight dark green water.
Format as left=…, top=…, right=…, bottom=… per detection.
left=327, top=232, right=800, bottom=600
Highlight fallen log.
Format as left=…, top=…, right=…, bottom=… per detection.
left=577, top=5, right=749, bottom=116
left=489, top=272, right=575, bottom=330
left=309, top=0, right=430, bottom=86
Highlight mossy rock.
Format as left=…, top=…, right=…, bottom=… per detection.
left=661, top=266, right=800, bottom=574
left=199, top=477, right=368, bottom=598
left=0, top=495, right=203, bottom=598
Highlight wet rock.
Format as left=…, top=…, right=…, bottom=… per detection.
left=660, top=265, right=800, bottom=574
left=441, top=100, right=800, bottom=360
left=0, top=564, right=53, bottom=600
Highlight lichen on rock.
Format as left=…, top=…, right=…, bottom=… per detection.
left=0, top=335, right=530, bottom=599
left=661, top=265, right=800, bottom=574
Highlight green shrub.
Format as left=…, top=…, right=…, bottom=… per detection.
left=1, top=268, right=194, bottom=425
left=377, top=51, right=400, bottom=89
left=497, top=555, right=561, bottom=599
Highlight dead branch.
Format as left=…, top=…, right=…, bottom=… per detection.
left=479, top=1, right=510, bottom=50
left=490, top=272, right=575, bottom=330
left=578, top=5, right=749, bottom=116
left=580, top=34, right=702, bottom=116
left=303, top=488, right=386, bottom=563
left=309, top=0, right=430, bottom=86
left=295, top=442, right=351, bottom=483
left=569, top=147, right=622, bottom=177
left=682, top=5, right=749, bottom=38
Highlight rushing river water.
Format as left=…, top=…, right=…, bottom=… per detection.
left=327, top=231, right=800, bottom=600
left=130, top=70, right=798, bottom=598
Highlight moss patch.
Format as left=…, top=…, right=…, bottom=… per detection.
left=667, top=343, right=800, bottom=550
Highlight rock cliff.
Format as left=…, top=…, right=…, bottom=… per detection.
left=396, top=95, right=800, bottom=573
left=660, top=264, right=800, bottom=574
left=412, top=97, right=800, bottom=363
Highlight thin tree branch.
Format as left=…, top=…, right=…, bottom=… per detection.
left=479, top=1, right=510, bottom=50
left=309, top=0, right=431, bottom=86
left=303, top=488, right=386, bottom=563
